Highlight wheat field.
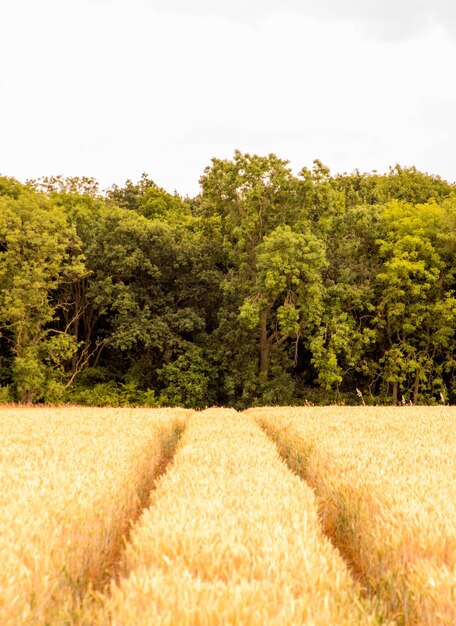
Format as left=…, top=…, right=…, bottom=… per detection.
left=250, top=406, right=456, bottom=625
left=0, top=406, right=189, bottom=626
left=1, top=405, right=455, bottom=625
left=94, top=409, right=379, bottom=625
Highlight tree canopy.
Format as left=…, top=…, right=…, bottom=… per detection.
left=0, top=156, right=455, bottom=407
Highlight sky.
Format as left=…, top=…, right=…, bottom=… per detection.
left=1, top=0, right=455, bottom=196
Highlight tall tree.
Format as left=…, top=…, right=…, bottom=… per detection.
left=239, top=225, right=326, bottom=381
left=311, top=203, right=382, bottom=394
left=0, top=185, right=86, bottom=402
left=374, top=200, right=456, bottom=404
left=200, top=151, right=326, bottom=400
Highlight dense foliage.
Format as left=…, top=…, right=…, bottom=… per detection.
left=1, top=154, right=455, bottom=407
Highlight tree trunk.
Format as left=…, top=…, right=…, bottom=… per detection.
left=413, top=370, right=420, bottom=405
left=71, top=322, right=79, bottom=374
left=22, top=389, right=33, bottom=405
left=392, top=381, right=398, bottom=406
left=259, top=309, right=271, bottom=381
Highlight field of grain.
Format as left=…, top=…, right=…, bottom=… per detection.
left=250, top=406, right=456, bottom=625
left=0, top=406, right=189, bottom=626
left=1, top=405, right=455, bottom=625
left=93, top=409, right=380, bottom=625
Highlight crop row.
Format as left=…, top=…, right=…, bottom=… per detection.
left=0, top=406, right=189, bottom=626
left=250, top=406, right=456, bottom=625
left=91, top=410, right=382, bottom=625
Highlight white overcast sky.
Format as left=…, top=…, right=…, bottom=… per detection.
left=1, top=0, right=455, bottom=196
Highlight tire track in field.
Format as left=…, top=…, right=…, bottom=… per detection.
left=90, top=410, right=384, bottom=626
left=67, top=420, right=187, bottom=626
left=254, top=408, right=456, bottom=626
left=0, top=408, right=189, bottom=626
left=255, top=415, right=394, bottom=624
left=98, top=421, right=186, bottom=589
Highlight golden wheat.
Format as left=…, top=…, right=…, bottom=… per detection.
left=0, top=406, right=190, bottom=626
left=250, top=406, right=456, bottom=625
left=96, top=409, right=381, bottom=626
left=4, top=405, right=453, bottom=625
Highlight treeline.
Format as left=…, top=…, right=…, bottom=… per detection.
left=0, top=152, right=455, bottom=407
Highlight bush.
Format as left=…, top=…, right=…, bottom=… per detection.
left=0, top=386, right=12, bottom=403
left=159, top=347, right=215, bottom=408
left=63, top=381, right=160, bottom=407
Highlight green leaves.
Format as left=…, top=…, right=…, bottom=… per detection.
left=158, top=346, right=215, bottom=409
left=372, top=199, right=456, bottom=402
left=238, top=299, right=261, bottom=330
left=0, top=187, right=88, bottom=401
left=277, top=304, right=300, bottom=337
left=0, top=161, right=455, bottom=406
left=12, top=350, right=46, bottom=403
left=256, top=225, right=326, bottom=299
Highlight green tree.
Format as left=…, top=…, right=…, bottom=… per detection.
left=61, top=180, right=222, bottom=400
left=239, top=225, right=326, bottom=381
left=333, top=165, right=453, bottom=208
left=27, top=175, right=100, bottom=197
left=201, top=151, right=327, bottom=400
left=159, top=345, right=216, bottom=408
left=0, top=186, right=86, bottom=402
left=374, top=200, right=456, bottom=404
left=313, top=203, right=382, bottom=396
